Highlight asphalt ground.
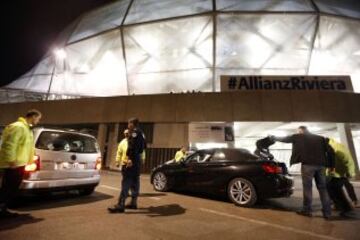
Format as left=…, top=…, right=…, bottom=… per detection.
left=0, top=171, right=359, bottom=240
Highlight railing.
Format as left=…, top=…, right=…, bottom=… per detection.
left=0, top=88, right=85, bottom=104
left=141, top=148, right=178, bottom=174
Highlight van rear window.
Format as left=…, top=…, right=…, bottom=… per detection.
left=36, top=131, right=99, bottom=153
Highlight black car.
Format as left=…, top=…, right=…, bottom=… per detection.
left=150, top=148, right=294, bottom=207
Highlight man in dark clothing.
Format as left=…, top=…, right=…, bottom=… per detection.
left=270, top=126, right=335, bottom=219
left=108, top=118, right=146, bottom=213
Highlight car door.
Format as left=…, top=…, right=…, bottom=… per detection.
left=183, top=150, right=216, bottom=191
left=184, top=149, right=234, bottom=193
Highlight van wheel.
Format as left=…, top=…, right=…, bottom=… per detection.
left=228, top=178, right=257, bottom=207
left=79, top=187, right=95, bottom=196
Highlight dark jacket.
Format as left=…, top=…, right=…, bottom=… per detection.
left=126, top=128, right=146, bottom=163
left=275, top=133, right=334, bottom=167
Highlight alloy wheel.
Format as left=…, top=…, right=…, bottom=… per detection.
left=153, top=172, right=167, bottom=191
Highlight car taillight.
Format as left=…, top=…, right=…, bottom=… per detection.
left=25, top=155, right=41, bottom=172
left=262, top=163, right=283, bottom=174
left=95, top=157, right=102, bottom=170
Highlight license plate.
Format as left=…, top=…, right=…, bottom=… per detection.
left=61, top=162, right=85, bottom=170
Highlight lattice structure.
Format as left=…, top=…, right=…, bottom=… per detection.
left=3, top=0, right=360, bottom=103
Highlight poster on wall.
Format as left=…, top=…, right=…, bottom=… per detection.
left=189, top=123, right=234, bottom=143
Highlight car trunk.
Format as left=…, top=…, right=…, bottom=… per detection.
left=31, top=131, right=100, bottom=180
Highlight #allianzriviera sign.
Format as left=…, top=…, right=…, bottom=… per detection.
left=221, top=76, right=353, bottom=92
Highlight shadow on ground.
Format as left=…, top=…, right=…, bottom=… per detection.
left=124, top=204, right=186, bottom=217
left=10, top=191, right=113, bottom=211
left=0, top=213, right=44, bottom=232
left=139, top=193, right=167, bottom=198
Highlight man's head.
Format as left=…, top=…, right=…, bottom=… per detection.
left=180, top=146, right=187, bottom=153
left=128, top=117, right=139, bottom=130
left=297, top=126, right=309, bottom=135
left=25, top=109, right=42, bottom=126
left=124, top=129, right=130, bottom=138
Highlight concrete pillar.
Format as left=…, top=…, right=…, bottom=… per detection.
left=337, top=123, right=360, bottom=178
left=105, top=123, right=120, bottom=169
left=97, top=123, right=108, bottom=158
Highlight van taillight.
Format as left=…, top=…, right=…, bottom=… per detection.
left=25, top=155, right=41, bottom=172
left=262, top=163, right=282, bottom=174
left=95, top=157, right=102, bottom=170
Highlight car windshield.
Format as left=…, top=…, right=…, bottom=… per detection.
left=36, top=131, right=99, bottom=153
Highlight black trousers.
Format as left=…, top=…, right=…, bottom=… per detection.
left=343, top=178, right=358, bottom=202
left=327, top=177, right=352, bottom=212
left=0, top=166, right=25, bottom=211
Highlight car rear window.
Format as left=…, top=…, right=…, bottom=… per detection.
left=213, top=149, right=258, bottom=162
left=36, top=131, right=99, bottom=153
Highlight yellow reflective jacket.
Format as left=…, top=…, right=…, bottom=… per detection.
left=0, top=117, right=35, bottom=168
left=116, top=138, right=128, bottom=165
left=116, top=138, right=145, bottom=166
left=328, top=138, right=356, bottom=178
left=174, top=150, right=185, bottom=162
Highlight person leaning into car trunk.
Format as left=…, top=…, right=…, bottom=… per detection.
left=326, top=138, right=358, bottom=215
left=270, top=126, right=335, bottom=219
left=108, top=118, right=146, bottom=213
left=0, top=109, right=42, bottom=218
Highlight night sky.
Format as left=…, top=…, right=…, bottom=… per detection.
left=2, top=0, right=114, bottom=87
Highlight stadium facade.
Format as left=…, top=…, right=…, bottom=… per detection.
left=1, top=0, right=360, bottom=175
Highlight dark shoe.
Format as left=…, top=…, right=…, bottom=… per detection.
left=340, top=210, right=353, bottom=218
left=324, top=215, right=335, bottom=221
left=0, top=209, right=19, bottom=218
left=108, top=204, right=125, bottom=213
left=125, top=204, right=138, bottom=210
left=126, top=198, right=138, bottom=209
left=296, top=210, right=313, bottom=217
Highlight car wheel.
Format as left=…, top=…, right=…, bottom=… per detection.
left=79, top=187, right=95, bottom=196
left=228, top=178, right=257, bottom=207
left=153, top=172, right=169, bottom=192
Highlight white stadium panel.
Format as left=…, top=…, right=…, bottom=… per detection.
left=128, top=68, right=213, bottom=95
left=216, top=0, right=315, bottom=12
left=124, top=15, right=213, bottom=94
left=124, top=0, right=213, bottom=25
left=68, top=0, right=131, bottom=43
left=216, top=14, right=316, bottom=70
left=6, top=75, right=51, bottom=93
left=49, top=29, right=128, bottom=96
left=309, top=16, right=360, bottom=92
left=314, top=0, right=360, bottom=19
left=124, top=15, right=213, bottom=74
left=32, top=57, right=55, bottom=75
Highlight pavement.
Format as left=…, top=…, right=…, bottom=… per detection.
left=0, top=171, right=359, bottom=240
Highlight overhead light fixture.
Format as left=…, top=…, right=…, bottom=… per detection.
left=53, top=48, right=67, bottom=60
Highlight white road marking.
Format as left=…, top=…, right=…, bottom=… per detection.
left=99, top=185, right=120, bottom=191
left=149, top=197, right=161, bottom=201
left=199, top=208, right=343, bottom=240
left=99, top=185, right=161, bottom=201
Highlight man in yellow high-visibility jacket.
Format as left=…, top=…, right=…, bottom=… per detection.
left=327, top=138, right=358, bottom=210
left=0, top=109, right=42, bottom=218
left=116, top=129, right=130, bottom=169
left=174, top=146, right=187, bottom=162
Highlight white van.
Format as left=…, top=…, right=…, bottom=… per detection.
left=20, top=128, right=102, bottom=196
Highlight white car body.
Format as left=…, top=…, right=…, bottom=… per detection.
left=20, top=128, right=101, bottom=195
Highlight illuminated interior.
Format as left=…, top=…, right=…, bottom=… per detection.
left=2, top=0, right=360, bottom=102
